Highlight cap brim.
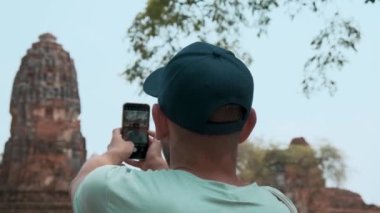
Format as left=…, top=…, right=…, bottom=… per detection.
left=143, top=67, right=165, bottom=97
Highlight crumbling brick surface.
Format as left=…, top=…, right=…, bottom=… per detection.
left=285, top=138, right=380, bottom=213
left=0, top=33, right=86, bottom=212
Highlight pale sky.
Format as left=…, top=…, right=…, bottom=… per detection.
left=0, top=0, right=379, bottom=205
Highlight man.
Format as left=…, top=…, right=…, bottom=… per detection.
left=71, top=42, right=297, bottom=212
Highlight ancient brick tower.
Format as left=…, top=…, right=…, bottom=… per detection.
left=0, top=33, right=86, bottom=212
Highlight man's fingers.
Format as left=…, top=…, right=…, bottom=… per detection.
left=112, top=128, right=122, bottom=138
left=125, top=159, right=144, bottom=168
left=109, top=128, right=134, bottom=151
left=148, top=136, right=163, bottom=156
left=112, top=128, right=121, bottom=135
left=148, top=130, right=156, bottom=138
left=147, top=131, right=163, bottom=157
left=112, top=128, right=132, bottom=143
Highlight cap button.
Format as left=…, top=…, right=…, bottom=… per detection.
left=212, top=50, right=221, bottom=58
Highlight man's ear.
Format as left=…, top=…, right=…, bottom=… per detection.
left=152, top=104, right=169, bottom=140
left=239, top=108, right=257, bottom=143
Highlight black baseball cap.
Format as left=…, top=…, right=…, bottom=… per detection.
left=143, top=42, right=254, bottom=135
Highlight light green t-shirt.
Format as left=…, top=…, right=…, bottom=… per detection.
left=73, top=165, right=295, bottom=213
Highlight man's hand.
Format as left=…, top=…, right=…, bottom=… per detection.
left=126, top=131, right=169, bottom=170
left=104, top=128, right=135, bottom=163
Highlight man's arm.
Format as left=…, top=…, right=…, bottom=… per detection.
left=70, top=129, right=169, bottom=200
left=70, top=128, right=134, bottom=200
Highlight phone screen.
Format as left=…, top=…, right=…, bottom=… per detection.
left=122, top=103, right=150, bottom=159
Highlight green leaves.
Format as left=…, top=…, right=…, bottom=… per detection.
left=237, top=140, right=346, bottom=188
left=365, top=0, right=380, bottom=3
left=318, top=144, right=346, bottom=187
left=125, top=0, right=277, bottom=87
left=125, top=0, right=371, bottom=96
left=303, top=14, right=361, bottom=97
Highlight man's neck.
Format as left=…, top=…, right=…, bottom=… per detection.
left=170, top=149, right=247, bottom=186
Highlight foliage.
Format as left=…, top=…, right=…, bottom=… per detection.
left=303, top=12, right=361, bottom=96
left=317, top=143, right=346, bottom=187
left=237, top=140, right=346, bottom=188
left=125, top=0, right=377, bottom=96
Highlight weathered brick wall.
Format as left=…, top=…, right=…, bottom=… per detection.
left=284, top=138, right=380, bottom=213
left=0, top=33, right=86, bottom=212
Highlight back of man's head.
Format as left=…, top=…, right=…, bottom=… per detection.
left=143, top=42, right=254, bottom=139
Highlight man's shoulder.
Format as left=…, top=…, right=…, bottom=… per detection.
left=74, top=167, right=297, bottom=212
left=77, top=165, right=180, bottom=192
left=261, top=186, right=298, bottom=213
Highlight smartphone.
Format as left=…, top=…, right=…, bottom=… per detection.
left=121, top=103, right=150, bottom=159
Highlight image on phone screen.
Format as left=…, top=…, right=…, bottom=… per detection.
left=122, top=103, right=150, bottom=159
left=122, top=109, right=149, bottom=144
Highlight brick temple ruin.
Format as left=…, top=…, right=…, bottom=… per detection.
left=0, top=33, right=86, bottom=212
left=270, top=138, right=380, bottom=213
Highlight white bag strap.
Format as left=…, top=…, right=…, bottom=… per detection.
left=263, top=186, right=298, bottom=213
